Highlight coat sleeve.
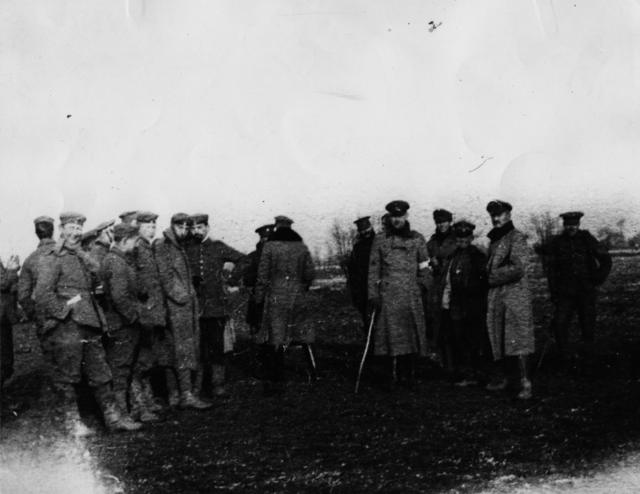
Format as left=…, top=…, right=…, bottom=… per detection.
left=255, top=243, right=272, bottom=303
left=105, top=258, right=139, bottom=324
left=488, top=232, right=529, bottom=287
left=33, top=256, right=71, bottom=321
left=154, top=241, right=190, bottom=305
left=367, top=236, right=382, bottom=300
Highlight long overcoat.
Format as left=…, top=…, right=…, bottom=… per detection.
left=134, top=237, right=167, bottom=328
left=486, top=224, right=535, bottom=359
left=154, top=228, right=200, bottom=371
left=347, top=232, right=375, bottom=320
left=101, top=247, right=141, bottom=332
left=368, top=227, right=430, bottom=357
left=255, top=228, right=315, bottom=346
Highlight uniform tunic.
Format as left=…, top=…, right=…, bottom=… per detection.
left=368, top=225, right=429, bottom=357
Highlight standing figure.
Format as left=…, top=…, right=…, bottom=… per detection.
left=347, top=216, right=376, bottom=330
left=485, top=200, right=535, bottom=400
left=243, top=224, right=275, bottom=333
left=154, top=213, right=211, bottom=409
left=0, top=254, right=20, bottom=385
left=255, top=216, right=315, bottom=395
left=33, top=212, right=141, bottom=435
left=438, top=221, right=489, bottom=385
left=186, top=213, right=245, bottom=398
left=367, top=201, right=430, bottom=387
left=542, top=212, right=612, bottom=358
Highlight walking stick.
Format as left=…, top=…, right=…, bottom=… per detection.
left=354, top=309, right=376, bottom=394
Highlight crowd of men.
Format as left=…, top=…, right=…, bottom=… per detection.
left=0, top=198, right=612, bottom=436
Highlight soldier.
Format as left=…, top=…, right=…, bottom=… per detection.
left=154, top=213, right=211, bottom=409
left=88, top=220, right=116, bottom=266
left=255, top=215, right=315, bottom=395
left=438, top=221, right=489, bottom=385
left=542, top=212, right=612, bottom=358
left=102, top=223, right=161, bottom=423
left=134, top=211, right=175, bottom=408
left=367, top=201, right=430, bottom=388
left=426, top=209, right=457, bottom=352
left=33, top=212, right=141, bottom=435
left=243, top=224, right=275, bottom=333
left=485, top=200, right=535, bottom=400
left=347, top=216, right=376, bottom=330
left=119, top=211, right=139, bottom=225
left=0, top=254, right=20, bottom=385
left=186, top=213, right=245, bottom=398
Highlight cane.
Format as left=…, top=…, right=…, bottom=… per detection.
left=354, top=309, right=376, bottom=394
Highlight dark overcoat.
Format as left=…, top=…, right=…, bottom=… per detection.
left=101, top=247, right=141, bottom=332
left=134, top=237, right=167, bottom=328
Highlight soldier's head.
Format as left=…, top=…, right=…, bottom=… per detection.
left=171, top=213, right=191, bottom=240
left=385, top=200, right=410, bottom=230
left=95, top=220, right=115, bottom=246
left=486, top=200, right=512, bottom=228
left=433, top=209, right=453, bottom=234
left=190, top=214, right=209, bottom=242
left=255, top=224, right=275, bottom=244
left=560, top=211, right=583, bottom=237
left=119, top=210, right=138, bottom=226
left=136, top=212, right=158, bottom=241
left=59, top=212, right=86, bottom=247
left=274, top=215, right=294, bottom=230
left=354, top=216, right=373, bottom=237
left=34, top=216, right=54, bottom=240
left=113, top=224, right=139, bottom=253
left=453, top=220, right=475, bottom=249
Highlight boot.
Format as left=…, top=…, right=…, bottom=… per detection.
left=114, top=389, right=129, bottom=415
left=130, top=378, right=162, bottom=423
left=517, top=355, right=533, bottom=400
left=142, top=377, right=164, bottom=412
left=165, top=369, right=180, bottom=408
left=178, top=369, right=212, bottom=410
left=486, top=359, right=509, bottom=392
left=94, top=384, right=143, bottom=432
left=57, top=384, right=96, bottom=438
left=211, top=364, right=228, bottom=397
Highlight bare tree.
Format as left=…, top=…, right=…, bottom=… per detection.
left=327, top=219, right=356, bottom=276
left=528, top=211, right=559, bottom=249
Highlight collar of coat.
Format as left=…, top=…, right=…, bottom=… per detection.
left=271, top=227, right=303, bottom=242
left=487, top=221, right=515, bottom=242
left=386, top=221, right=413, bottom=239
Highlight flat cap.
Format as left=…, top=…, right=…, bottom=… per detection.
left=255, top=224, right=275, bottom=237
left=190, top=213, right=209, bottom=225
left=486, top=200, right=513, bottom=215
left=136, top=211, right=158, bottom=223
left=171, top=212, right=191, bottom=225
left=113, top=223, right=140, bottom=242
left=452, top=220, right=476, bottom=238
left=274, top=215, right=294, bottom=227
left=59, top=212, right=86, bottom=226
left=119, top=210, right=139, bottom=224
left=560, top=211, right=584, bottom=225
left=34, top=215, right=55, bottom=225
left=94, top=219, right=115, bottom=233
left=353, top=216, right=372, bottom=229
left=385, top=200, right=410, bottom=217
left=433, top=209, right=453, bottom=223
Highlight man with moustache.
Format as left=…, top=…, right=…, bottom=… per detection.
left=367, top=201, right=430, bottom=388
left=347, top=216, right=376, bottom=330
left=186, top=213, right=245, bottom=398
left=34, top=212, right=141, bottom=435
left=154, top=213, right=211, bottom=409
left=485, top=200, right=535, bottom=400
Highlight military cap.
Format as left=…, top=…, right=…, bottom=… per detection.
left=59, top=212, right=86, bottom=226
left=34, top=215, right=55, bottom=225
left=190, top=213, right=209, bottom=225
left=119, top=210, right=139, bottom=224
left=136, top=211, right=158, bottom=223
left=255, top=224, right=275, bottom=237
left=559, top=211, right=584, bottom=226
left=171, top=212, right=191, bottom=225
left=433, top=209, right=453, bottom=223
left=385, top=200, right=410, bottom=217
left=353, top=216, right=372, bottom=230
left=113, top=223, right=140, bottom=242
left=452, top=220, right=476, bottom=238
left=486, top=200, right=513, bottom=215
left=274, top=215, right=294, bottom=227
left=94, top=219, right=115, bottom=233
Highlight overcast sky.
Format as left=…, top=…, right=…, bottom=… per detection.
left=2, top=0, right=639, bottom=259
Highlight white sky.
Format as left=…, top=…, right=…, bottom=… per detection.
left=2, top=0, right=640, bottom=259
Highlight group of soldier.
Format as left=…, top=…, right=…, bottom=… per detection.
left=5, top=209, right=315, bottom=436
left=346, top=200, right=612, bottom=399
left=0, top=197, right=613, bottom=436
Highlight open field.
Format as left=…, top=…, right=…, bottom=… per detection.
left=2, top=256, right=640, bottom=493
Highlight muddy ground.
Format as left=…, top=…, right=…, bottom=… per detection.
left=2, top=257, right=640, bottom=493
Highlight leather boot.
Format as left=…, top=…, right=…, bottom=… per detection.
left=56, top=383, right=96, bottom=438
left=211, top=364, right=228, bottom=397
left=517, top=355, right=532, bottom=400
left=177, top=368, right=212, bottom=409
left=94, top=383, right=143, bottom=432
left=114, top=389, right=129, bottom=415
left=130, top=378, right=162, bottom=423
left=165, top=368, right=180, bottom=408
left=142, top=377, right=164, bottom=412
